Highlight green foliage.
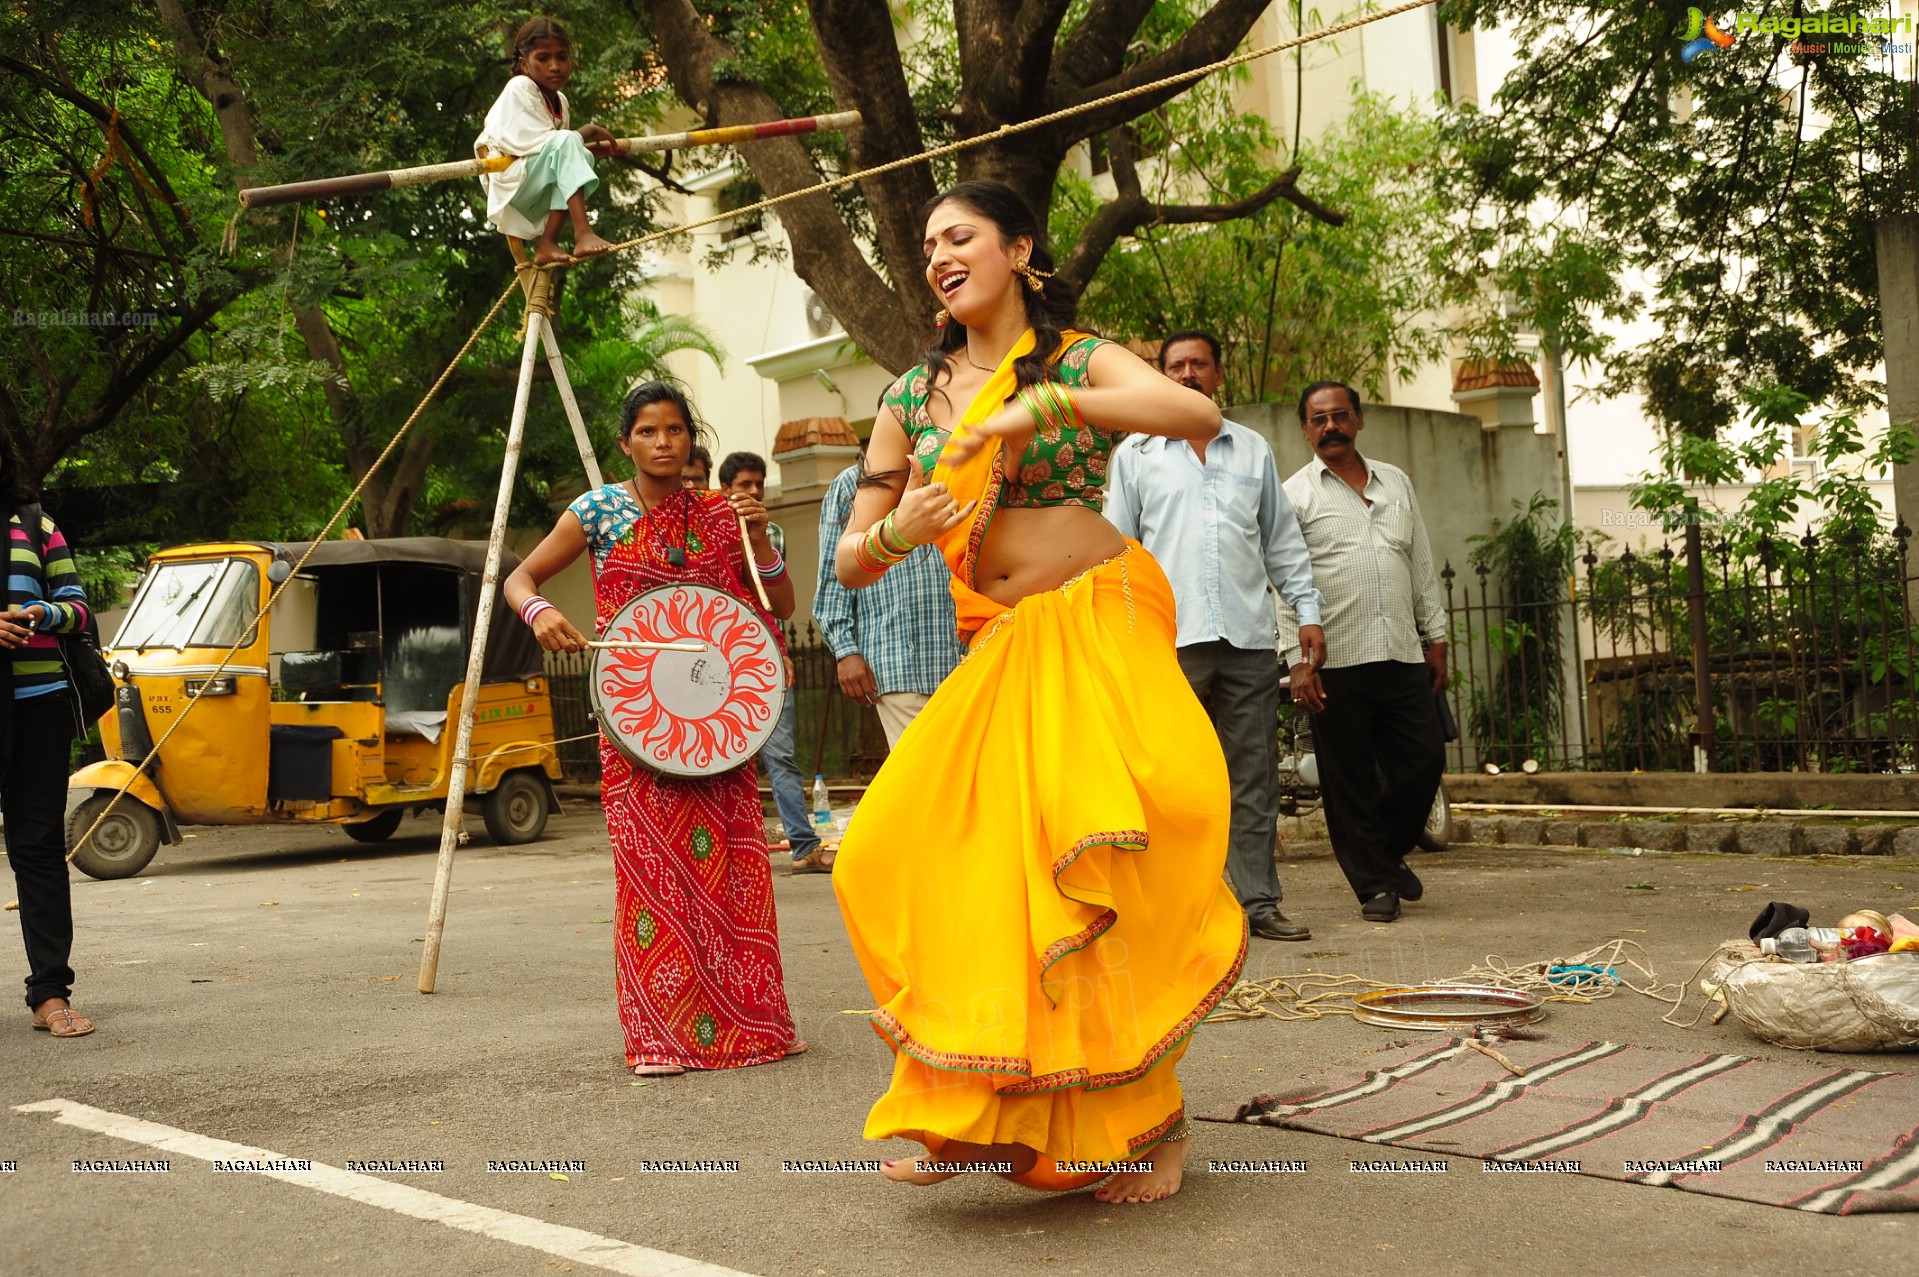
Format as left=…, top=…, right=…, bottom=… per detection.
left=1440, top=1, right=1914, bottom=428
left=3, top=0, right=679, bottom=547
left=1061, top=91, right=1459, bottom=406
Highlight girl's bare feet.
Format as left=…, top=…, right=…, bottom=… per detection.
left=1092, top=1136, right=1188, bottom=1204
left=880, top=1140, right=1037, bottom=1186
left=532, top=239, right=575, bottom=267
left=571, top=229, right=613, bottom=258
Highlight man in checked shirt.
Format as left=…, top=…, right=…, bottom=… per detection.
left=1276, top=381, right=1448, bottom=923
left=814, top=450, right=965, bottom=751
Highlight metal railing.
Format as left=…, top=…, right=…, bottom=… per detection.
left=1441, top=524, right=1919, bottom=774
left=543, top=622, right=888, bottom=784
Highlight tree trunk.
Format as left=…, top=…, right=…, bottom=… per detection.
left=645, top=0, right=1310, bottom=372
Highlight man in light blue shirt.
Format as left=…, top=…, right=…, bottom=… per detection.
left=1105, top=329, right=1326, bottom=942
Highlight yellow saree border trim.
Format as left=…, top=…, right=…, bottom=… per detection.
left=1040, top=828, right=1146, bottom=1008
left=867, top=919, right=1250, bottom=1096
left=1051, top=828, right=1148, bottom=879
left=1126, top=1105, right=1188, bottom=1155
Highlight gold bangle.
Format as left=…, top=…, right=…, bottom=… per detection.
left=1041, top=380, right=1077, bottom=429
left=864, top=524, right=908, bottom=566
left=852, top=535, right=891, bottom=575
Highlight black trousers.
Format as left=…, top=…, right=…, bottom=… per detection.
left=1177, top=640, right=1285, bottom=913
left=5, top=693, right=78, bottom=1008
left=1311, top=661, right=1444, bottom=903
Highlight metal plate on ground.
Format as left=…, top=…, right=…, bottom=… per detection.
left=1352, top=985, right=1547, bottom=1032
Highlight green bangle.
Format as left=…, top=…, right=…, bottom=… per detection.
left=878, top=511, right=915, bottom=556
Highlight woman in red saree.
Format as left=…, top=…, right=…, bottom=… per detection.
left=830, top=182, right=1247, bottom=1203
left=506, top=382, right=803, bottom=1076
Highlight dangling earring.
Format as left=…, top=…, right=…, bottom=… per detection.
left=1013, top=261, right=1053, bottom=294
left=934, top=309, right=950, bottom=328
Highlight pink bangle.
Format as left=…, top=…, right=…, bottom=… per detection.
left=520, top=596, right=555, bottom=627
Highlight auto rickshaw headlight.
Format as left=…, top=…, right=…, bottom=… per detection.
left=185, top=676, right=236, bottom=697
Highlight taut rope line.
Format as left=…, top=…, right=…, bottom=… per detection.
left=67, top=0, right=1436, bottom=882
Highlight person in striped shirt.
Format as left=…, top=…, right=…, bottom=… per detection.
left=0, top=443, right=96, bottom=1037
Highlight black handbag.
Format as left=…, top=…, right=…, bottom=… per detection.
left=18, top=503, right=117, bottom=726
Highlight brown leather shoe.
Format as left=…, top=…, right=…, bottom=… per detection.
left=31, top=1002, right=95, bottom=1037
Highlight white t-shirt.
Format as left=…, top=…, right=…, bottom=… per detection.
left=474, top=75, right=569, bottom=239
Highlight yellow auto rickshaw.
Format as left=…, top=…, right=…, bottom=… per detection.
left=67, top=538, right=564, bottom=879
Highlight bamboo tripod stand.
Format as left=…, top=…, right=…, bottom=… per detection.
left=416, top=240, right=602, bottom=994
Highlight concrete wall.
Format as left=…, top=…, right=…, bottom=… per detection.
left=1225, top=402, right=1565, bottom=586
left=1449, top=770, right=1919, bottom=813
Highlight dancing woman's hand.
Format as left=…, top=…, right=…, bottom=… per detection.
left=937, top=402, right=1035, bottom=479
left=889, top=460, right=975, bottom=547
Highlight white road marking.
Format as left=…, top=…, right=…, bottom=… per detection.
left=13, top=1099, right=758, bottom=1277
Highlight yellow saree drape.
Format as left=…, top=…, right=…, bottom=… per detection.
left=832, top=330, right=1247, bottom=1190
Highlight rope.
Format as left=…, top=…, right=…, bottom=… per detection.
left=67, top=277, right=524, bottom=863
left=591, top=0, right=1438, bottom=261
left=1210, top=938, right=1687, bottom=1025
left=71, top=0, right=1435, bottom=863
left=1207, top=972, right=1412, bottom=1022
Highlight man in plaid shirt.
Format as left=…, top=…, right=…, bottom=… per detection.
left=814, top=459, right=964, bottom=749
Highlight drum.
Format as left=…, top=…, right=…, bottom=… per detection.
left=590, top=584, right=786, bottom=777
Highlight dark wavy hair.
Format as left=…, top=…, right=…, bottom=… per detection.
left=1296, top=379, right=1362, bottom=423
left=921, top=180, right=1080, bottom=404
left=0, top=432, right=37, bottom=512
left=618, top=380, right=709, bottom=454
left=510, top=15, right=571, bottom=73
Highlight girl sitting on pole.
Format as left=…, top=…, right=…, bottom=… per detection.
left=476, top=16, right=615, bottom=266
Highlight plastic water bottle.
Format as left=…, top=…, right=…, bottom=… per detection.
left=1760, top=927, right=1816, bottom=963
left=810, top=774, right=834, bottom=841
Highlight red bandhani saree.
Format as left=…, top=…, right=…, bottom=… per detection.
left=594, top=488, right=797, bottom=1070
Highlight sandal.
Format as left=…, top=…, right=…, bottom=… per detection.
left=32, top=1004, right=95, bottom=1038
left=632, top=1062, right=686, bottom=1077
left=783, top=1039, right=808, bottom=1057
left=789, top=848, right=832, bottom=875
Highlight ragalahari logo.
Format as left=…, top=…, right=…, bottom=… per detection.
left=1681, top=8, right=1738, bottom=61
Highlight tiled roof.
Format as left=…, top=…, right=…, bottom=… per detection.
left=1453, top=359, right=1540, bottom=393
left=773, top=415, right=860, bottom=454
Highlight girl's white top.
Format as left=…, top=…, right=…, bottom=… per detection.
left=474, top=74, right=570, bottom=239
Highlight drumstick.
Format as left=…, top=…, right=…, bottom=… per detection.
left=736, top=508, right=774, bottom=610
left=587, top=639, right=709, bottom=652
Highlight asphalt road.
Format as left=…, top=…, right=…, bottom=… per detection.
left=4, top=801, right=1917, bottom=1276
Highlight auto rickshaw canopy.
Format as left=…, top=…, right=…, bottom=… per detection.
left=265, top=538, right=543, bottom=684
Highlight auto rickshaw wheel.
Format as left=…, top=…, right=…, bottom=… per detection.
left=483, top=770, right=551, bottom=845
left=68, top=792, right=163, bottom=880
left=343, top=810, right=405, bottom=843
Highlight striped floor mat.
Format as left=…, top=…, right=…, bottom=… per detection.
left=1201, top=1037, right=1919, bottom=1213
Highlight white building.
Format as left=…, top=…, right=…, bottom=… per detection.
left=604, top=0, right=1915, bottom=618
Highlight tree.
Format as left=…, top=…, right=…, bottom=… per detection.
left=2, top=1, right=678, bottom=539
left=1441, top=2, right=1917, bottom=464
left=0, top=10, right=257, bottom=483
left=637, top=0, right=1351, bottom=373
left=1062, top=89, right=1456, bottom=405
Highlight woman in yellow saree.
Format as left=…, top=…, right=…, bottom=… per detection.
left=831, top=181, right=1246, bottom=1204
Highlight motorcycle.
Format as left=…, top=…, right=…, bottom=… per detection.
left=1275, top=670, right=1454, bottom=852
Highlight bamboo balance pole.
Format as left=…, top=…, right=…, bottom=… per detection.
left=239, top=111, right=862, bottom=209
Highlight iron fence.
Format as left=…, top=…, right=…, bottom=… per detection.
left=544, top=622, right=888, bottom=784
left=1441, top=524, right=1919, bottom=774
